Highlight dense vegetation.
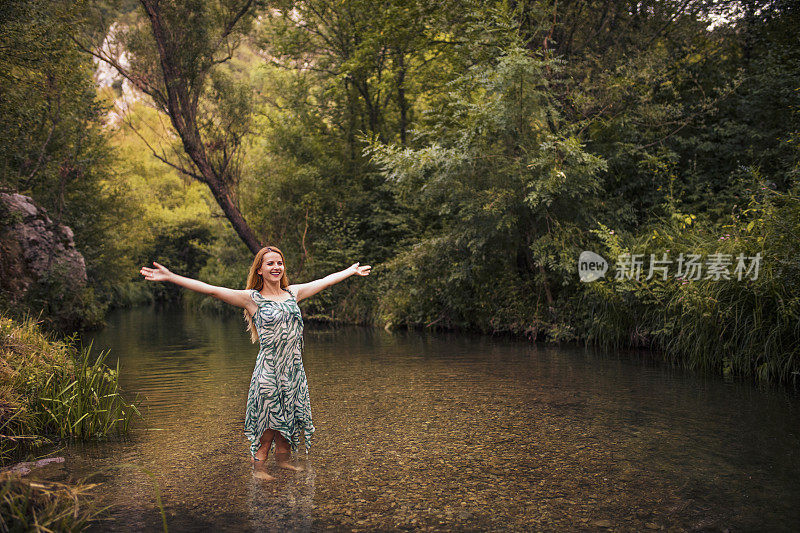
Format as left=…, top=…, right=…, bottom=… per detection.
left=0, top=314, right=139, bottom=531
left=0, top=315, right=139, bottom=464
left=1, top=0, right=798, bottom=384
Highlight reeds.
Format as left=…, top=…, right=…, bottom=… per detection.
left=28, top=343, right=139, bottom=440
left=0, top=475, right=102, bottom=532
left=0, top=315, right=140, bottom=464
left=577, top=183, right=800, bottom=386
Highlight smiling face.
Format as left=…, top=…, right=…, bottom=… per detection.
left=245, top=245, right=290, bottom=293
left=258, top=251, right=285, bottom=283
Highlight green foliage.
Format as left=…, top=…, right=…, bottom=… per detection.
left=143, top=217, right=214, bottom=302
left=185, top=221, right=252, bottom=315
left=222, top=0, right=800, bottom=385
left=4, top=0, right=799, bottom=387
left=0, top=315, right=140, bottom=465
left=242, top=0, right=452, bottom=321
left=576, top=177, right=800, bottom=384
left=262, top=0, right=469, bottom=145
left=16, top=264, right=106, bottom=334
left=0, top=0, right=107, bottom=196
left=549, top=1, right=800, bottom=384
left=96, top=101, right=221, bottom=306
left=371, top=43, right=606, bottom=334
left=0, top=0, right=134, bottom=326
left=87, top=0, right=265, bottom=253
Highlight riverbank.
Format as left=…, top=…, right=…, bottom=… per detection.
left=0, top=314, right=139, bottom=530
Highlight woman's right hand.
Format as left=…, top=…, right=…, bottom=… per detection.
left=140, top=261, right=173, bottom=282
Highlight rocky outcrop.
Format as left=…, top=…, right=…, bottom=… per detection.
left=0, top=192, right=87, bottom=305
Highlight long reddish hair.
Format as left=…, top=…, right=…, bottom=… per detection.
left=243, top=245, right=290, bottom=343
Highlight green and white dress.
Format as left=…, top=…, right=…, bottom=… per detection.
left=244, top=287, right=314, bottom=457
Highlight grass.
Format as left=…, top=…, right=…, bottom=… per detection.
left=29, top=342, right=138, bottom=441
left=0, top=313, right=142, bottom=532
left=1, top=314, right=140, bottom=464
left=0, top=476, right=103, bottom=533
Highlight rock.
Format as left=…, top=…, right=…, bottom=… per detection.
left=0, top=192, right=87, bottom=304
left=0, top=457, right=65, bottom=477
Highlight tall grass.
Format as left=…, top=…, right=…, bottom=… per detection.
left=576, top=183, right=800, bottom=386
left=0, top=476, right=103, bottom=532
left=29, top=343, right=139, bottom=440
left=0, top=315, right=140, bottom=464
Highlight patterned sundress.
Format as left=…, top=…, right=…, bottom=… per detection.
left=244, top=287, right=314, bottom=457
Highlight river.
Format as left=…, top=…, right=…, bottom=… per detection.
left=56, top=305, right=800, bottom=531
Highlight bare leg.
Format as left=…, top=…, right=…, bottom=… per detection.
left=253, top=428, right=275, bottom=462
left=274, top=432, right=302, bottom=471
left=252, top=428, right=276, bottom=480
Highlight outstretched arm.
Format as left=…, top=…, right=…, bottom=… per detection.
left=291, top=262, right=371, bottom=302
left=140, top=262, right=256, bottom=315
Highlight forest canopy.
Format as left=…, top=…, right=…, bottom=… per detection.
left=1, top=0, right=798, bottom=384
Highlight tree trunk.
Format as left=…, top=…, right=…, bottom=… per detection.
left=397, top=51, right=407, bottom=145
left=205, top=178, right=263, bottom=253
left=138, top=0, right=263, bottom=254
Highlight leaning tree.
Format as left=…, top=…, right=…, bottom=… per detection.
left=76, top=0, right=263, bottom=253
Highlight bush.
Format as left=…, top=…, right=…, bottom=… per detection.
left=0, top=315, right=140, bottom=465
left=575, top=180, right=800, bottom=385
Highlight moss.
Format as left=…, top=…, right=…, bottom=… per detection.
left=0, top=201, right=23, bottom=227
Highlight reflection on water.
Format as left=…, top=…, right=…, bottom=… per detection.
left=248, top=461, right=315, bottom=531
left=53, top=305, right=800, bottom=531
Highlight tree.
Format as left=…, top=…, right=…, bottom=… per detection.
left=234, top=0, right=476, bottom=320
left=0, top=0, right=125, bottom=328
left=371, top=43, right=605, bottom=332
left=76, top=0, right=263, bottom=253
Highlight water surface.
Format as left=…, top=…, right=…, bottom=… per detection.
left=50, top=305, right=800, bottom=531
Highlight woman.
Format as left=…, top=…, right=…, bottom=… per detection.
left=140, top=246, right=371, bottom=477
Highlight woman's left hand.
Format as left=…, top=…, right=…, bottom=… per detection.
left=349, top=262, right=372, bottom=276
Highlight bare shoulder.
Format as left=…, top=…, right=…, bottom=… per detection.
left=287, top=284, right=305, bottom=300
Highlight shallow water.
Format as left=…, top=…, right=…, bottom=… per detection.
left=45, top=305, right=800, bottom=531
